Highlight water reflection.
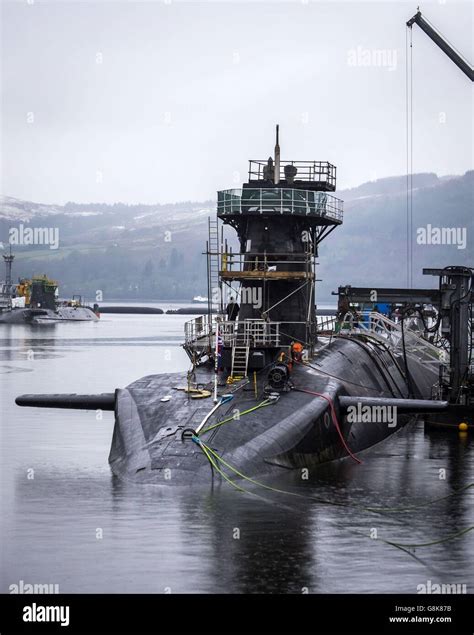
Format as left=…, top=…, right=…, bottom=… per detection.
left=3, top=425, right=472, bottom=595
left=1, top=315, right=472, bottom=594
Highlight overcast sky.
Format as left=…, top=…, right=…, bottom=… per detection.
left=1, top=0, right=472, bottom=204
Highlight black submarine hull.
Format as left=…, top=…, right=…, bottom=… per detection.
left=0, top=306, right=99, bottom=324
left=107, top=337, right=438, bottom=484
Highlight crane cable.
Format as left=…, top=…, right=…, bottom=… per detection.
left=406, top=24, right=414, bottom=288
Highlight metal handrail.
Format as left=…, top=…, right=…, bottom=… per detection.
left=184, top=316, right=281, bottom=348
left=217, top=188, right=343, bottom=223
left=248, top=160, right=336, bottom=188
left=317, top=315, right=338, bottom=332
left=340, top=311, right=445, bottom=367
left=220, top=252, right=312, bottom=273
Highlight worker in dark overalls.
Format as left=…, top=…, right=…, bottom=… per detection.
left=226, top=297, right=240, bottom=321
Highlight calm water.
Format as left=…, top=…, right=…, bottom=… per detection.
left=1, top=308, right=473, bottom=594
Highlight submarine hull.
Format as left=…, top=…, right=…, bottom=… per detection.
left=108, top=337, right=434, bottom=484
left=0, top=306, right=99, bottom=324
left=0, top=308, right=59, bottom=324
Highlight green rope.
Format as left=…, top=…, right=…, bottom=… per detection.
left=199, top=399, right=273, bottom=435
left=346, top=525, right=474, bottom=557
left=199, top=441, right=474, bottom=518
left=193, top=437, right=474, bottom=556
left=384, top=525, right=474, bottom=549
left=199, top=441, right=246, bottom=493
left=196, top=438, right=291, bottom=507
left=200, top=440, right=350, bottom=508
left=195, top=439, right=473, bottom=555
left=366, top=482, right=474, bottom=513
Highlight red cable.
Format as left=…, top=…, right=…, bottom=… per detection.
left=296, top=388, right=362, bottom=464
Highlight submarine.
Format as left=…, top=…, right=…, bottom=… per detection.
left=0, top=251, right=99, bottom=324
left=17, top=128, right=471, bottom=485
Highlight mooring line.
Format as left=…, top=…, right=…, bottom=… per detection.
left=384, top=525, right=473, bottom=549
left=194, top=436, right=294, bottom=509
left=197, top=438, right=473, bottom=516
left=193, top=437, right=473, bottom=561
left=199, top=399, right=273, bottom=435
left=366, top=483, right=474, bottom=513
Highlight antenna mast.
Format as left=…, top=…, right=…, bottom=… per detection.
left=274, top=124, right=280, bottom=185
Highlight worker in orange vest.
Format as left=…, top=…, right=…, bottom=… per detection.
left=288, top=341, right=304, bottom=370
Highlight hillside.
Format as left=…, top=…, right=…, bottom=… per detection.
left=1, top=171, right=472, bottom=302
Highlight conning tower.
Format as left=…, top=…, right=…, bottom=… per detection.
left=217, top=126, right=343, bottom=350
left=184, top=127, right=344, bottom=380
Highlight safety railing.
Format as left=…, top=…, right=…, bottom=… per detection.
left=220, top=252, right=312, bottom=274
left=217, top=188, right=343, bottom=223
left=239, top=319, right=280, bottom=347
left=184, top=316, right=281, bottom=349
left=316, top=315, right=338, bottom=332
left=248, top=160, right=336, bottom=190
left=340, top=311, right=445, bottom=368
left=184, top=314, right=211, bottom=345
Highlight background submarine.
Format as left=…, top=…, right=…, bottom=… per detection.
left=17, top=129, right=471, bottom=485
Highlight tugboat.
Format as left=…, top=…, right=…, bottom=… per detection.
left=0, top=251, right=99, bottom=324
left=17, top=129, right=459, bottom=484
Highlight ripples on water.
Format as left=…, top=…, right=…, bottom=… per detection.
left=1, top=311, right=473, bottom=594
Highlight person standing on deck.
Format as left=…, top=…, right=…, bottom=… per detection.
left=226, top=297, right=240, bottom=321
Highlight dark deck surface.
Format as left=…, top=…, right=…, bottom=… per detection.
left=109, top=336, right=436, bottom=484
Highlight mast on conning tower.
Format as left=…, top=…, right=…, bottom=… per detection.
left=274, top=124, right=280, bottom=185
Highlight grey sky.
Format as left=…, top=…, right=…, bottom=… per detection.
left=1, top=0, right=472, bottom=205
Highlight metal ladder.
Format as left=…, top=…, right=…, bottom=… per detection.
left=207, top=217, right=220, bottom=314
left=231, top=345, right=249, bottom=380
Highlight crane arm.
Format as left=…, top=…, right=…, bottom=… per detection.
left=407, top=10, right=474, bottom=81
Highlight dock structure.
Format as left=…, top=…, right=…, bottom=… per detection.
left=333, top=269, right=474, bottom=426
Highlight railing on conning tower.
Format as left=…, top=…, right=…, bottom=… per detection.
left=184, top=315, right=281, bottom=350
left=248, top=160, right=337, bottom=191
left=217, top=189, right=343, bottom=223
